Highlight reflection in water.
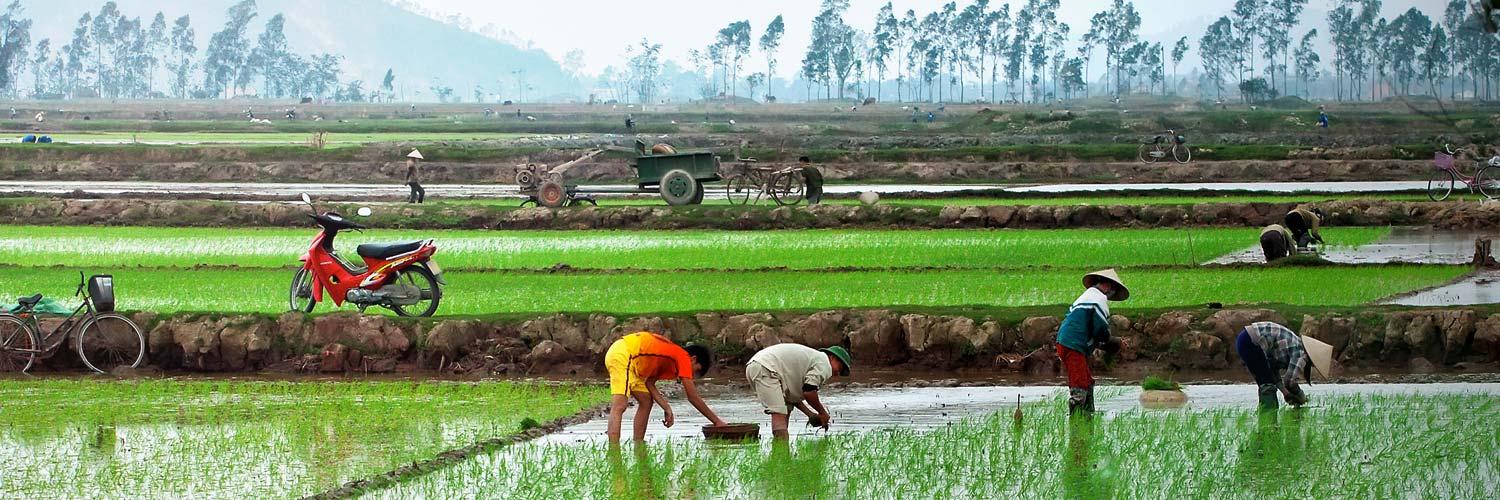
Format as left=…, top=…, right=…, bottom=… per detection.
left=1238, top=410, right=1310, bottom=494
left=1062, top=417, right=1114, bottom=499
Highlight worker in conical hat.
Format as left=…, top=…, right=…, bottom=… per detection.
left=1056, top=269, right=1128, bottom=416
left=1236, top=321, right=1332, bottom=409
left=405, top=149, right=425, bottom=204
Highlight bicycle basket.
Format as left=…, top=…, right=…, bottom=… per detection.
left=1174, top=135, right=1186, bottom=144
left=1433, top=152, right=1455, bottom=171
left=88, top=275, right=115, bottom=312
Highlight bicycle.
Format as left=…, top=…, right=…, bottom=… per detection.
left=723, top=159, right=807, bottom=206
left=0, top=273, right=146, bottom=373
left=1429, top=144, right=1500, bottom=201
left=1138, top=130, right=1191, bottom=164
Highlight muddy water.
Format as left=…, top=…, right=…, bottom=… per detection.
left=538, top=383, right=1500, bottom=443
left=1213, top=227, right=1495, bottom=265
left=1009, top=181, right=1429, bottom=193
left=1384, top=269, right=1500, bottom=306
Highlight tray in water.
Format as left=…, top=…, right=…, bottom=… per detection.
left=702, top=423, right=760, bottom=440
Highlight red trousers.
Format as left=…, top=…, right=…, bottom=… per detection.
left=1056, top=344, right=1093, bottom=389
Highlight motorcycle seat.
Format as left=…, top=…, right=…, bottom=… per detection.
left=356, top=241, right=424, bottom=259
left=17, top=294, right=42, bottom=308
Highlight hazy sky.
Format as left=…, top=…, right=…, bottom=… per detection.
left=411, top=0, right=1446, bottom=76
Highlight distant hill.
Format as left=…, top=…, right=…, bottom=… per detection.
left=25, top=0, right=580, bottom=101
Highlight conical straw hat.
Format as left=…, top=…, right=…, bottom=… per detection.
left=1301, top=334, right=1334, bottom=379
left=1082, top=269, right=1129, bottom=301
left=407, top=149, right=425, bottom=160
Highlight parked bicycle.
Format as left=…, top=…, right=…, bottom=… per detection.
left=0, top=273, right=145, bottom=373
left=1138, top=130, right=1191, bottom=164
left=1429, top=144, right=1500, bottom=201
left=723, top=159, right=807, bottom=206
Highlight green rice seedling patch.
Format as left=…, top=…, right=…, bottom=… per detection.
left=0, top=379, right=606, bottom=498
left=0, top=226, right=1390, bottom=272
left=371, top=393, right=1497, bottom=498
left=0, top=264, right=1459, bottom=315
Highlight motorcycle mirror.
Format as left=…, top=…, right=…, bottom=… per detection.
left=300, top=193, right=313, bottom=206
left=356, top=207, right=372, bottom=217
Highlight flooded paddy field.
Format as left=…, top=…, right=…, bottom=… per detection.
left=0, top=379, right=604, bottom=499
left=371, top=386, right=1498, bottom=499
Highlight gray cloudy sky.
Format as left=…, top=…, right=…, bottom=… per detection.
left=410, top=0, right=1445, bottom=76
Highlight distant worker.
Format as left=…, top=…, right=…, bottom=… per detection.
left=1316, top=105, right=1329, bottom=128
left=926, top=112, right=935, bottom=123
left=8, top=107, right=15, bottom=119
left=404, top=149, right=426, bottom=204
left=745, top=343, right=851, bottom=439
left=1260, top=224, right=1295, bottom=262
left=605, top=332, right=726, bottom=442
left=625, top=114, right=636, bottom=131
left=1056, top=269, right=1127, bottom=415
left=1235, top=322, right=1331, bottom=409
left=1284, top=206, right=1325, bottom=249
left=34, top=111, right=45, bottom=123
left=799, top=156, right=824, bottom=205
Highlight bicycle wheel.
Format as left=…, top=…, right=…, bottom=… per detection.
left=391, top=265, right=442, bottom=317
left=0, top=314, right=37, bottom=373
left=289, top=267, right=316, bottom=313
left=769, top=172, right=806, bottom=206
left=1173, top=144, right=1192, bottom=163
left=1479, top=167, right=1500, bottom=199
left=1428, top=170, right=1456, bottom=201
left=76, top=313, right=145, bottom=373
left=725, top=175, right=755, bottom=205
left=1137, top=144, right=1160, bottom=164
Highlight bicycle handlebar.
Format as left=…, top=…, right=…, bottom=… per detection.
left=1445, top=144, right=1456, bottom=155
left=75, top=271, right=85, bottom=297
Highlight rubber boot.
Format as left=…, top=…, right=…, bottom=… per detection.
left=1084, top=386, right=1096, bottom=413
left=1257, top=384, right=1280, bottom=410
left=1068, top=388, right=1089, bottom=416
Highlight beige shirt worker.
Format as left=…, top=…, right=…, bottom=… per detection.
left=745, top=343, right=833, bottom=414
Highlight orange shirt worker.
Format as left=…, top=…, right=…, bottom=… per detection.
left=605, top=332, right=727, bottom=442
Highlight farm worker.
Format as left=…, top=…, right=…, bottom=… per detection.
left=604, top=332, right=726, bottom=443
left=745, top=343, right=851, bottom=439
left=1284, top=206, right=1325, bottom=249
left=1259, top=224, right=1295, bottom=262
left=1056, top=269, right=1127, bottom=416
left=799, top=156, right=825, bottom=205
left=404, top=149, right=426, bottom=204
left=1235, top=322, right=1333, bottom=409
left=1316, top=105, right=1329, bottom=128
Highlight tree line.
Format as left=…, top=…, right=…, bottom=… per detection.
left=604, top=0, right=1496, bottom=105
left=0, top=0, right=387, bottom=102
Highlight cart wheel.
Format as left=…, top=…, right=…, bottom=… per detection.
left=770, top=172, right=806, bottom=206
left=725, top=175, right=754, bottom=205
left=515, top=170, right=536, bottom=188
left=537, top=181, right=568, bottom=208
left=690, top=184, right=705, bottom=205
left=659, top=169, right=699, bottom=206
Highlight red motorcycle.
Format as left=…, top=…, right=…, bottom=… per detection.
left=289, top=194, right=444, bottom=316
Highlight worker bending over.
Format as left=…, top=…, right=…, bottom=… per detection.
left=1235, top=322, right=1332, bottom=409
left=745, top=343, right=851, bottom=439
left=1284, top=206, right=1325, bottom=249
left=1056, top=269, right=1127, bottom=415
left=605, top=332, right=726, bottom=442
left=1260, top=224, right=1296, bottom=262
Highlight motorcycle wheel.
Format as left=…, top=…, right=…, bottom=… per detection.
left=289, top=268, right=316, bottom=313
left=391, top=265, right=442, bottom=317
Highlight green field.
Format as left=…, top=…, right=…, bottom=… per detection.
left=0, top=226, right=1390, bottom=271
left=374, top=394, right=1498, bottom=498
left=0, top=379, right=606, bottom=498
left=434, top=192, right=1442, bottom=208
left=0, top=264, right=1463, bottom=315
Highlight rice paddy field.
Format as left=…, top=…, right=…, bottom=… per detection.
left=0, top=379, right=606, bottom=498
left=371, top=393, right=1498, bottom=498
left=442, top=192, right=1446, bottom=208
left=0, top=224, right=1466, bottom=314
